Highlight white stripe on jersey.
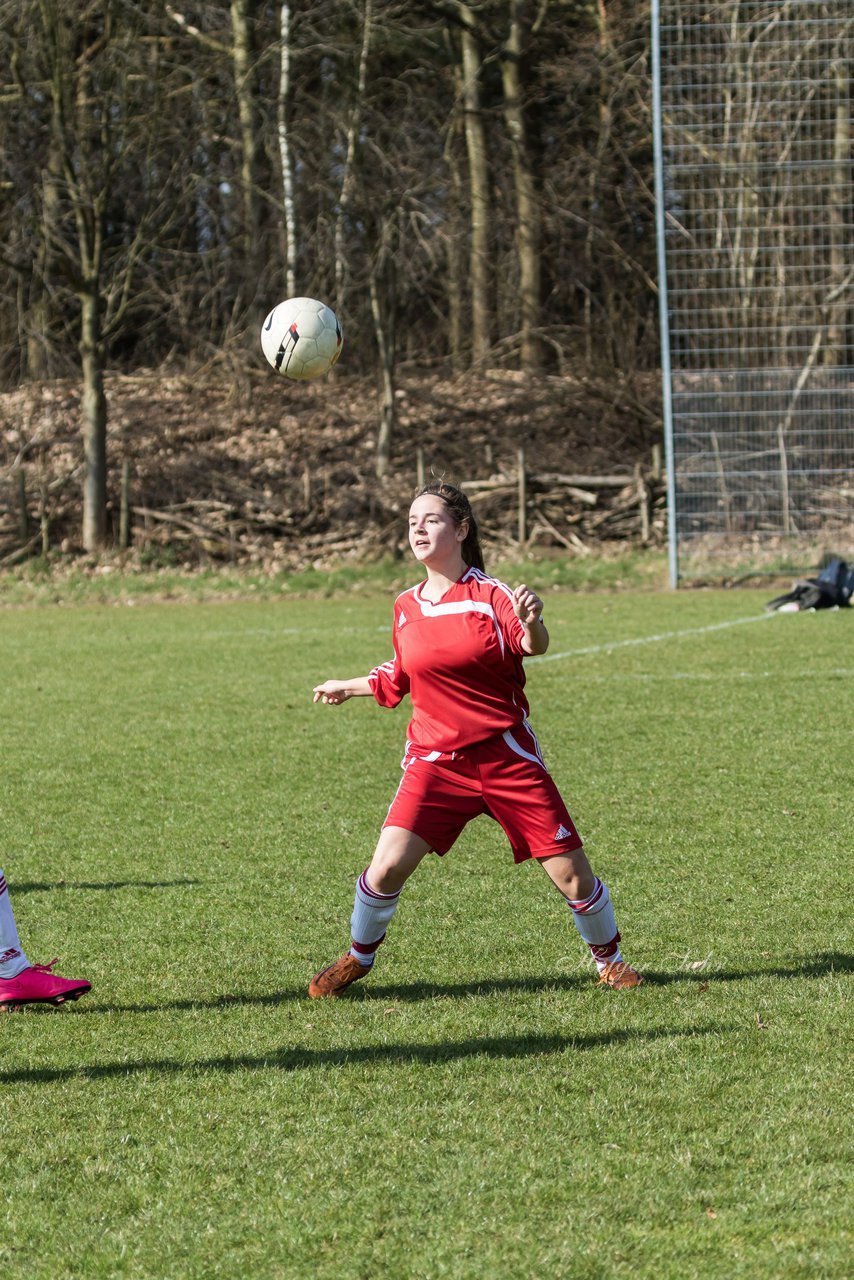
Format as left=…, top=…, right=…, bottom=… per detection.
left=464, top=565, right=517, bottom=606
left=413, top=568, right=528, bottom=656
left=369, top=658, right=397, bottom=685
left=463, top=567, right=526, bottom=646
left=412, top=586, right=505, bottom=657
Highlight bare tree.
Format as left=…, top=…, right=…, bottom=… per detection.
left=230, top=0, right=262, bottom=302
left=276, top=0, right=297, bottom=299
left=500, top=0, right=544, bottom=371
left=334, top=0, right=374, bottom=321
left=37, top=1, right=117, bottom=550
left=370, top=214, right=399, bottom=479
left=825, top=50, right=851, bottom=367
left=0, top=0, right=664, bottom=431
left=456, top=2, right=493, bottom=363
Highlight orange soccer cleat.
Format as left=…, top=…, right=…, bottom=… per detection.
left=308, top=953, right=371, bottom=999
left=598, top=960, right=644, bottom=989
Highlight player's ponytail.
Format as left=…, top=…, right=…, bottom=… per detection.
left=416, top=481, right=485, bottom=573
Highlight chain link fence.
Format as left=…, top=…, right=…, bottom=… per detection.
left=652, top=1, right=854, bottom=581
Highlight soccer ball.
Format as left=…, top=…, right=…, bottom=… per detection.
left=260, top=296, right=343, bottom=381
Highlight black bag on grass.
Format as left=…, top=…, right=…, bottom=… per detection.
left=765, top=557, right=854, bottom=612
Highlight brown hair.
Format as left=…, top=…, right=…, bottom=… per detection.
left=415, top=481, right=485, bottom=573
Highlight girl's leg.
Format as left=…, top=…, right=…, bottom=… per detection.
left=349, top=827, right=430, bottom=964
left=0, top=869, right=91, bottom=1008
left=0, top=870, right=29, bottom=977
left=538, top=850, right=643, bottom=988
left=308, top=827, right=431, bottom=998
left=537, top=847, right=595, bottom=902
left=365, top=826, right=432, bottom=893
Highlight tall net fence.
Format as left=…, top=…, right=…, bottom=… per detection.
left=653, top=1, right=854, bottom=574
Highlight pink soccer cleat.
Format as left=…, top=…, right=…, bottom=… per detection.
left=0, top=959, right=91, bottom=1010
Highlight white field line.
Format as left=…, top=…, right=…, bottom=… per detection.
left=574, top=668, right=854, bottom=683
left=210, top=610, right=812, bottom=662
left=212, top=613, right=777, bottom=651
left=200, top=624, right=390, bottom=639
left=528, top=612, right=776, bottom=665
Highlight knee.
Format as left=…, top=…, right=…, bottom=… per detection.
left=367, top=828, right=431, bottom=894
left=367, top=848, right=409, bottom=895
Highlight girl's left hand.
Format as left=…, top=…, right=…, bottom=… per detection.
left=513, top=583, right=544, bottom=625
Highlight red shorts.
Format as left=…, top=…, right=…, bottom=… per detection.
left=383, top=724, right=583, bottom=864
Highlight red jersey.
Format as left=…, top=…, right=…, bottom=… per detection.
left=368, top=566, right=532, bottom=754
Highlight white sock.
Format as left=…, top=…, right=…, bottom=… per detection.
left=566, top=877, right=623, bottom=972
left=349, top=869, right=401, bottom=967
left=0, top=870, right=30, bottom=978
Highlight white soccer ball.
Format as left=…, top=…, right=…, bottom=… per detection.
left=260, top=296, right=343, bottom=381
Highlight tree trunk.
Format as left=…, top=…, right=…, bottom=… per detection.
left=458, top=3, right=492, bottom=363
left=80, top=290, right=108, bottom=551
left=230, top=0, right=261, bottom=296
left=335, top=0, right=373, bottom=319
left=27, top=131, right=63, bottom=379
left=824, top=56, right=850, bottom=366
left=584, top=0, right=613, bottom=366
left=443, top=49, right=467, bottom=372
left=371, top=279, right=396, bottom=480
left=277, top=1, right=297, bottom=298
left=370, top=218, right=398, bottom=479
left=501, top=0, right=543, bottom=372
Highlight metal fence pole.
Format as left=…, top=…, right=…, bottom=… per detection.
left=651, top=0, right=680, bottom=588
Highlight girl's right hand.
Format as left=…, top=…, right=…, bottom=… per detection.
left=312, top=681, right=352, bottom=705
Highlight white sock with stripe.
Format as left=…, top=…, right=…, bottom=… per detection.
left=0, top=870, right=30, bottom=978
left=349, top=869, right=401, bottom=968
left=566, top=877, right=623, bottom=973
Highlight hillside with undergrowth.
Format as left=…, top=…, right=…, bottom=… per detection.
left=0, top=365, right=664, bottom=572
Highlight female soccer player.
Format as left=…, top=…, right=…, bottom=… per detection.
left=309, top=481, right=642, bottom=998
left=0, top=869, right=91, bottom=1009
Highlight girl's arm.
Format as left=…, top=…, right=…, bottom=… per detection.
left=312, top=676, right=374, bottom=705
left=512, top=584, right=549, bottom=656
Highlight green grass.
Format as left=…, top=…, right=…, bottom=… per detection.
left=0, top=545, right=671, bottom=608
left=0, top=585, right=850, bottom=1279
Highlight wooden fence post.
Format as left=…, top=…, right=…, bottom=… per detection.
left=16, top=468, right=28, bottom=544
left=517, top=446, right=527, bottom=545
left=635, top=462, right=650, bottom=544
left=38, top=481, right=49, bottom=556
left=119, top=459, right=131, bottom=549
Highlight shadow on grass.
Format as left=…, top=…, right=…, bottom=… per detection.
left=67, top=951, right=851, bottom=1017
left=12, top=879, right=199, bottom=894
left=0, top=1023, right=732, bottom=1086
left=72, top=973, right=591, bottom=1016
left=638, top=951, right=853, bottom=986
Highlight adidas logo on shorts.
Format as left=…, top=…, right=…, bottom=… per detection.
left=554, top=824, right=573, bottom=840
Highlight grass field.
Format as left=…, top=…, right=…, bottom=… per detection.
left=0, top=580, right=850, bottom=1279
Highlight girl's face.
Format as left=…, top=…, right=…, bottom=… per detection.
left=408, top=495, right=467, bottom=567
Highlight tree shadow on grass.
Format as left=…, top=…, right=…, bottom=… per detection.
left=68, top=951, right=851, bottom=1017
left=0, top=1023, right=732, bottom=1086
left=12, top=879, right=199, bottom=894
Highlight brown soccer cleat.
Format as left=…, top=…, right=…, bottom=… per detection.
left=598, top=960, right=644, bottom=989
left=308, top=953, right=371, bottom=999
